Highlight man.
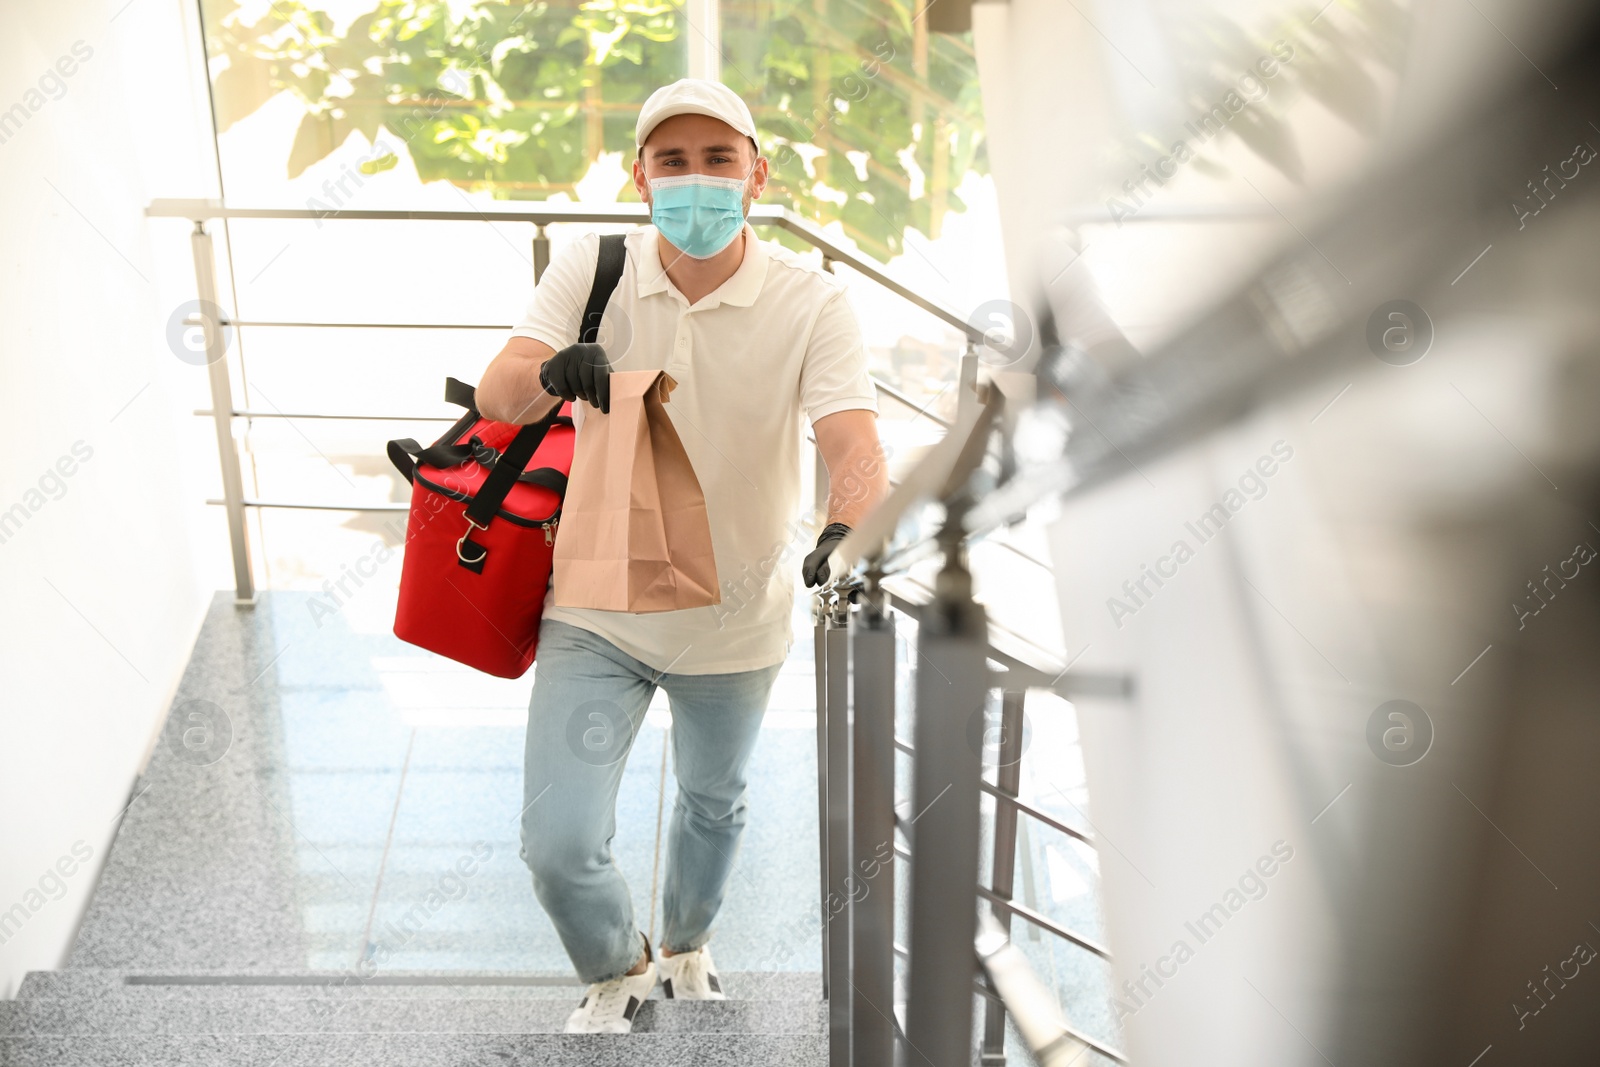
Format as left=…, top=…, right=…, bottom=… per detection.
left=474, top=77, right=889, bottom=1034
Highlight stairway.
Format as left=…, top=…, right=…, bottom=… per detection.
left=0, top=593, right=832, bottom=1066
left=0, top=968, right=825, bottom=1065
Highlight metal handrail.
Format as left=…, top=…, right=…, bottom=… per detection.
left=196, top=319, right=513, bottom=329
left=812, top=387, right=1122, bottom=1067
left=886, top=839, right=1110, bottom=959
left=195, top=371, right=949, bottom=431
left=145, top=199, right=985, bottom=343
left=969, top=23, right=1600, bottom=544
left=976, top=886, right=1112, bottom=961
left=977, top=915, right=1127, bottom=1065
left=821, top=586, right=1116, bottom=1067
left=890, top=929, right=1126, bottom=1065
left=196, top=374, right=949, bottom=513
left=978, top=781, right=1094, bottom=846
left=862, top=378, right=953, bottom=430
left=891, top=733, right=1095, bottom=846
left=195, top=409, right=459, bottom=421
left=203, top=498, right=408, bottom=512
left=884, top=581, right=1132, bottom=698
left=149, top=197, right=979, bottom=603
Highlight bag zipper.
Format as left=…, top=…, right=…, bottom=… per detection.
left=413, top=469, right=562, bottom=530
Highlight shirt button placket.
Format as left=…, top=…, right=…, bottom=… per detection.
left=669, top=315, right=690, bottom=376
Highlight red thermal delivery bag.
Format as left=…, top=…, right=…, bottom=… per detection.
left=383, top=233, right=626, bottom=678
left=386, top=381, right=573, bottom=678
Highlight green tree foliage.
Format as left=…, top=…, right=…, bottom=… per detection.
left=721, top=0, right=987, bottom=258
left=202, top=0, right=987, bottom=261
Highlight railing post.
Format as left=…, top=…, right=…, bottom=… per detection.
left=812, top=428, right=835, bottom=1013
left=904, top=527, right=989, bottom=1065
left=532, top=224, right=550, bottom=283
left=957, top=338, right=981, bottom=422
left=981, top=688, right=1028, bottom=1065
left=824, top=593, right=853, bottom=1065
left=814, top=446, right=831, bottom=522
left=190, top=219, right=256, bottom=604
left=850, top=583, right=896, bottom=1067
left=813, top=590, right=834, bottom=1000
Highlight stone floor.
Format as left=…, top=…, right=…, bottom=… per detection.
left=72, top=589, right=829, bottom=979
left=50, top=585, right=1119, bottom=1062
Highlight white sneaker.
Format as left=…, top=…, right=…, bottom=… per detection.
left=659, top=943, right=726, bottom=1000
left=564, top=936, right=658, bottom=1034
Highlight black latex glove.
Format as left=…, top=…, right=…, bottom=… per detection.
left=802, top=523, right=851, bottom=588
left=540, top=342, right=611, bottom=414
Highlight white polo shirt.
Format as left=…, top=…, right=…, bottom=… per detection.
left=508, top=222, right=878, bottom=675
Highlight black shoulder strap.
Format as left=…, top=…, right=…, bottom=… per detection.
left=454, top=233, right=629, bottom=567
left=580, top=234, right=627, bottom=344
left=444, top=376, right=478, bottom=411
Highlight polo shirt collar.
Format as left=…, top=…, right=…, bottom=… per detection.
left=636, top=222, right=767, bottom=309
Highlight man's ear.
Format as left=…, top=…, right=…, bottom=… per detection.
left=632, top=156, right=652, bottom=204
left=748, top=155, right=770, bottom=200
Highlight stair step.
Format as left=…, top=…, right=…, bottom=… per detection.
left=0, top=1032, right=826, bottom=1065
left=0, top=997, right=824, bottom=1036
left=14, top=969, right=821, bottom=1003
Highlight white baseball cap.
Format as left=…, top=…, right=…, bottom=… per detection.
left=635, top=78, right=759, bottom=151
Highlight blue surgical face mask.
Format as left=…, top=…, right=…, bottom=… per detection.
left=648, top=172, right=749, bottom=259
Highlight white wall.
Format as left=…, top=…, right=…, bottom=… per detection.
left=0, top=0, right=234, bottom=997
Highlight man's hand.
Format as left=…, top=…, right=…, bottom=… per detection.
left=540, top=341, right=611, bottom=413
left=802, top=523, right=851, bottom=588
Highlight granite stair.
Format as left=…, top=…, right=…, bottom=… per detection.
left=0, top=968, right=826, bottom=1065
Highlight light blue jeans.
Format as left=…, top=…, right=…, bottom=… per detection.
left=518, top=619, right=782, bottom=984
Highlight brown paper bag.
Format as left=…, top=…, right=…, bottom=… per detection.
left=552, top=370, right=721, bottom=612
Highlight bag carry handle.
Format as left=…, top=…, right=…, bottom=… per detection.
left=386, top=429, right=573, bottom=489
left=455, top=233, right=628, bottom=572
left=385, top=436, right=570, bottom=497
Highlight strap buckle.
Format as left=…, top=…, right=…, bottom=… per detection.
left=458, top=517, right=488, bottom=565
left=457, top=531, right=486, bottom=565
